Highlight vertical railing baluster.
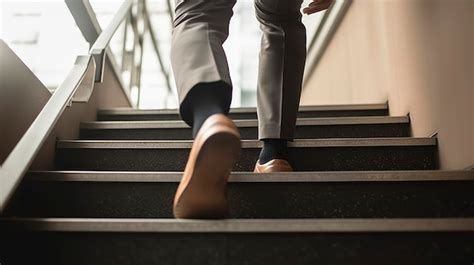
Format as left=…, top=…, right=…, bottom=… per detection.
left=135, top=0, right=145, bottom=107
left=121, top=13, right=130, bottom=72
left=166, top=0, right=174, bottom=26
left=129, top=6, right=138, bottom=103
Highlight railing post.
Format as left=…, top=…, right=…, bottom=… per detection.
left=166, top=0, right=174, bottom=26
left=121, top=12, right=130, bottom=73
left=134, top=0, right=146, bottom=107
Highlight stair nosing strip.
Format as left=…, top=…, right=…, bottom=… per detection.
left=97, top=103, right=389, bottom=116
left=56, top=138, right=436, bottom=149
left=2, top=218, right=473, bottom=233
left=81, top=116, right=409, bottom=129
left=25, top=170, right=474, bottom=182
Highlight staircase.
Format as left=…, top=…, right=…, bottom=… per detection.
left=1, top=103, right=474, bottom=264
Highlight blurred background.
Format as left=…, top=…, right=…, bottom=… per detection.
left=1, top=0, right=472, bottom=169
left=0, top=0, right=326, bottom=109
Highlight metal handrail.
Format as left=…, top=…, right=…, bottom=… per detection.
left=303, top=0, right=352, bottom=87
left=66, top=0, right=173, bottom=106
left=65, top=0, right=133, bottom=104
left=0, top=56, right=96, bottom=211
left=1, top=0, right=172, bottom=211
left=89, top=0, right=133, bottom=82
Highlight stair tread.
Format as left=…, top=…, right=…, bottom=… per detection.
left=4, top=98, right=471, bottom=263
left=10, top=169, right=472, bottom=218
left=2, top=217, right=474, bottom=232
left=82, top=116, right=408, bottom=129
left=26, top=170, right=474, bottom=182
left=55, top=137, right=437, bottom=171
left=97, top=103, right=389, bottom=116
left=56, top=137, right=437, bottom=149
left=82, top=116, right=410, bottom=140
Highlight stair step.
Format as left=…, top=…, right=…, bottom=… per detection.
left=97, top=103, right=389, bottom=121
left=55, top=138, right=437, bottom=171
left=6, top=170, right=474, bottom=218
left=3, top=217, right=474, bottom=232
left=81, top=116, right=410, bottom=140
left=1, top=218, right=474, bottom=264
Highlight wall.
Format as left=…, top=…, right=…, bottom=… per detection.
left=0, top=40, right=132, bottom=169
left=32, top=63, right=132, bottom=169
left=0, top=40, right=52, bottom=164
left=301, top=0, right=473, bottom=169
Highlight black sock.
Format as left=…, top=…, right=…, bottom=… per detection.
left=180, top=82, right=231, bottom=138
left=191, top=99, right=224, bottom=138
left=258, top=139, right=288, bottom=164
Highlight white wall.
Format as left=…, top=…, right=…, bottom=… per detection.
left=301, top=0, right=473, bottom=169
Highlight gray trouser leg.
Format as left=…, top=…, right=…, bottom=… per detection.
left=170, top=0, right=236, bottom=122
left=255, top=0, right=306, bottom=141
left=171, top=0, right=306, bottom=140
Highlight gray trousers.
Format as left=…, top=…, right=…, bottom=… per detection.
left=170, top=0, right=306, bottom=140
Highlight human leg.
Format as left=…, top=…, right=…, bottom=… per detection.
left=170, top=0, right=240, bottom=218
left=171, top=0, right=236, bottom=136
left=254, top=0, right=307, bottom=171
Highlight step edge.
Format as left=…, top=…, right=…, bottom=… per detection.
left=97, top=103, right=389, bottom=116
left=56, top=137, right=437, bottom=149
left=81, top=116, right=409, bottom=129
left=2, top=218, right=473, bottom=233
left=25, top=170, right=474, bottom=182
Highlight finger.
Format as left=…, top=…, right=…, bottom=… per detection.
left=303, top=6, right=324, bottom=15
left=303, top=7, right=328, bottom=15
left=303, top=1, right=332, bottom=15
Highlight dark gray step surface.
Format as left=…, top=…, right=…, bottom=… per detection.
left=1, top=218, right=474, bottom=265
left=97, top=103, right=389, bottom=121
left=80, top=116, right=410, bottom=140
left=6, top=170, right=474, bottom=218
left=55, top=138, right=438, bottom=171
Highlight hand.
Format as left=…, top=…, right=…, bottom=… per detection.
left=303, top=0, right=334, bottom=15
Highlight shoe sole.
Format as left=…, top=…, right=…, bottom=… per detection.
left=254, top=159, right=293, bottom=173
left=173, top=118, right=241, bottom=219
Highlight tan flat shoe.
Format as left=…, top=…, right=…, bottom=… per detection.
left=254, top=159, right=293, bottom=173
left=173, top=114, right=241, bottom=219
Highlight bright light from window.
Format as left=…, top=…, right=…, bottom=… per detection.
left=1, top=0, right=325, bottom=108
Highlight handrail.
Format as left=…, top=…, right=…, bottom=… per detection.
left=66, top=0, right=173, bottom=107
left=63, top=0, right=101, bottom=44
left=1, top=0, right=171, bottom=212
left=0, top=56, right=96, bottom=211
left=89, top=0, right=133, bottom=82
left=65, top=0, right=133, bottom=105
left=303, top=0, right=352, bottom=88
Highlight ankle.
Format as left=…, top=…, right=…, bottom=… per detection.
left=258, top=139, right=288, bottom=164
left=182, top=82, right=230, bottom=138
left=192, top=107, right=225, bottom=137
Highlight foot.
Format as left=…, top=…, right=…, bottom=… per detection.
left=254, top=159, right=293, bottom=173
left=173, top=114, right=241, bottom=219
